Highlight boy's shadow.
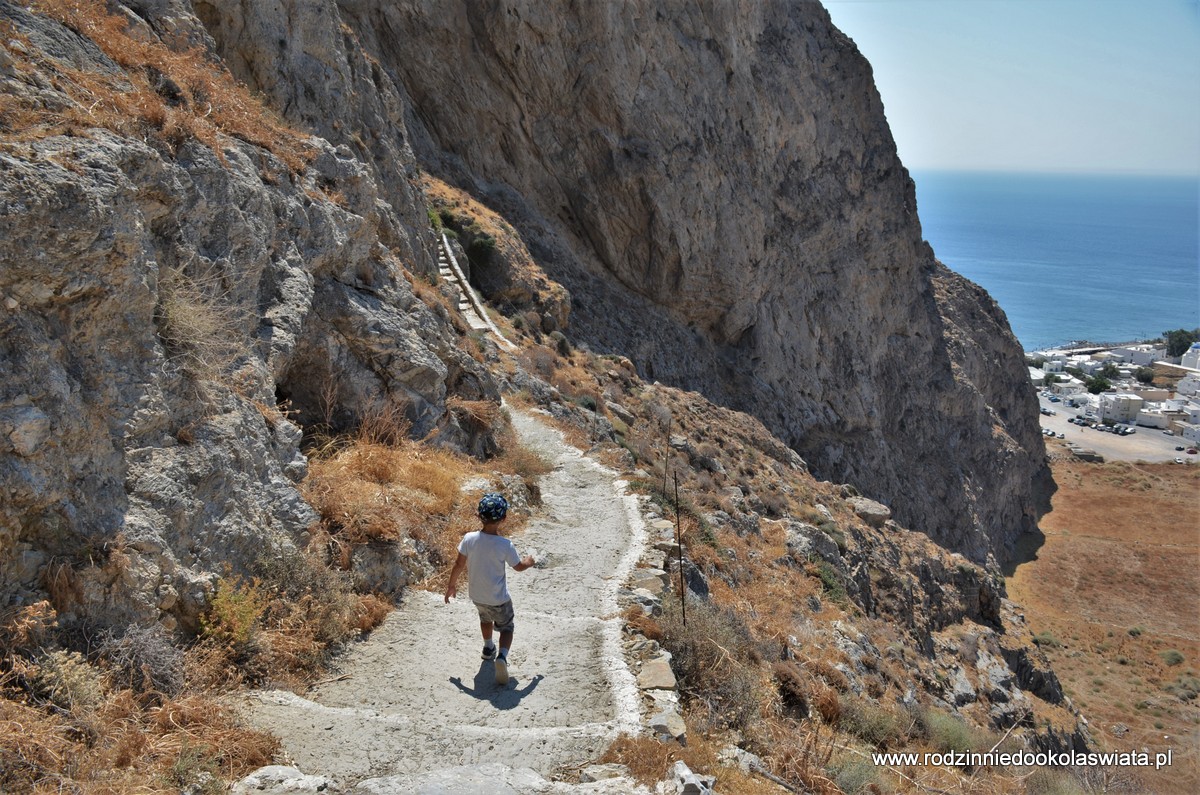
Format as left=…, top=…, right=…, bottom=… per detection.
left=450, top=662, right=544, bottom=710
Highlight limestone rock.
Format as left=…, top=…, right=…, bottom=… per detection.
left=638, top=654, right=677, bottom=690
left=650, top=708, right=688, bottom=745
left=232, top=766, right=332, bottom=795
left=848, top=496, right=892, bottom=528
left=670, top=761, right=715, bottom=795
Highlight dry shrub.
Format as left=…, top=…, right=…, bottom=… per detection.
left=41, top=559, right=81, bottom=615
left=157, top=266, right=250, bottom=380
left=304, top=433, right=468, bottom=544
left=0, top=698, right=79, bottom=793
left=0, top=673, right=276, bottom=794
left=772, top=660, right=810, bottom=718
left=355, top=594, right=392, bottom=633
left=759, top=721, right=840, bottom=795
left=98, top=623, right=185, bottom=698
left=30, top=649, right=103, bottom=713
left=0, top=601, right=56, bottom=653
left=12, top=0, right=313, bottom=170
left=622, top=605, right=664, bottom=641
left=803, top=656, right=851, bottom=692
left=519, top=345, right=557, bottom=380
left=447, top=395, right=502, bottom=433
left=838, top=694, right=904, bottom=750
left=493, top=424, right=553, bottom=487
left=657, top=597, right=770, bottom=733
left=811, top=680, right=841, bottom=724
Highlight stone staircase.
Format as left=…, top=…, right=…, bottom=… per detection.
left=436, top=233, right=516, bottom=349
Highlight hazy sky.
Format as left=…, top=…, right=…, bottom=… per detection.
left=823, top=0, right=1200, bottom=175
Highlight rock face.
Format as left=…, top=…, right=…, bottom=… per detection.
left=324, top=0, right=1052, bottom=562
left=0, top=0, right=1051, bottom=627
left=0, top=2, right=497, bottom=626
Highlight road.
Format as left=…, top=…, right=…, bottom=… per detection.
left=1035, top=394, right=1195, bottom=464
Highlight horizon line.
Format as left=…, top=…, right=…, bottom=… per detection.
left=906, top=166, right=1200, bottom=180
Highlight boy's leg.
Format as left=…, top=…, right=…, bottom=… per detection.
left=480, top=621, right=496, bottom=659
left=498, top=629, right=513, bottom=656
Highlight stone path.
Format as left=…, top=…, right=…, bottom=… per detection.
left=241, top=408, right=649, bottom=791
left=436, top=233, right=516, bottom=349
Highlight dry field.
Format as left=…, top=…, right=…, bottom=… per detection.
left=1007, top=454, right=1200, bottom=794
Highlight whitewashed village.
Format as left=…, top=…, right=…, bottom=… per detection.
left=1027, top=338, right=1200, bottom=462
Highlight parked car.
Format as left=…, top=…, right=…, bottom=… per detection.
left=1176, top=446, right=1186, bottom=451
left=1057, top=433, right=1065, bottom=439
left=1175, top=457, right=1185, bottom=464
left=1188, top=449, right=1198, bottom=455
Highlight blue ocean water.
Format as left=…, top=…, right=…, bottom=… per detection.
left=911, top=171, right=1199, bottom=352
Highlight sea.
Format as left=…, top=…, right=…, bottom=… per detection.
left=910, top=171, right=1199, bottom=353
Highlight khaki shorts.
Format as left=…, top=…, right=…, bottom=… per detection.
left=473, top=599, right=515, bottom=633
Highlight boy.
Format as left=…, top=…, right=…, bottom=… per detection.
left=444, top=493, right=535, bottom=685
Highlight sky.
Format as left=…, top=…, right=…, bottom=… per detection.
left=822, top=0, right=1200, bottom=176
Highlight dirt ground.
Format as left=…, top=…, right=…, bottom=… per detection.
left=1008, top=457, right=1200, bottom=794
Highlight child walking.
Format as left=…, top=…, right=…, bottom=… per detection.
left=444, top=493, right=535, bottom=685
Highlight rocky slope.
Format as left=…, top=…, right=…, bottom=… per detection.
left=0, top=0, right=497, bottom=628
left=320, top=0, right=1052, bottom=563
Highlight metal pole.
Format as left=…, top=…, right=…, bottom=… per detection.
left=674, top=471, right=686, bottom=627
left=662, top=416, right=671, bottom=497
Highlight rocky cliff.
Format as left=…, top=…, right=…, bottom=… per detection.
left=321, top=0, right=1052, bottom=563
left=0, top=0, right=498, bottom=628
left=0, top=0, right=1049, bottom=630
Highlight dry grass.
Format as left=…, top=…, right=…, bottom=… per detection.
left=1007, top=458, right=1199, bottom=795
left=305, top=438, right=469, bottom=545
left=598, top=732, right=780, bottom=794
left=1, top=626, right=276, bottom=794
left=6, top=0, right=313, bottom=170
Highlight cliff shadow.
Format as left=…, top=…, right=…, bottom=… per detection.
left=1002, top=526, right=1047, bottom=578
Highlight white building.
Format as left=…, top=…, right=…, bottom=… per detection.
left=1178, top=374, right=1200, bottom=397
left=1136, top=408, right=1171, bottom=429
left=1099, top=393, right=1144, bottom=424
left=1050, top=376, right=1086, bottom=396
left=1182, top=342, right=1200, bottom=371
left=1028, top=367, right=1046, bottom=387
left=1114, top=345, right=1168, bottom=366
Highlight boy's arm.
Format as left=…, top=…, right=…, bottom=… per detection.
left=513, top=554, right=536, bottom=572
left=444, top=552, right=467, bottom=602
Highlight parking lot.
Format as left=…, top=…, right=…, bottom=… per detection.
left=1036, top=394, right=1195, bottom=464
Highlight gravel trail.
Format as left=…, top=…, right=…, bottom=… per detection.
left=242, top=408, right=648, bottom=789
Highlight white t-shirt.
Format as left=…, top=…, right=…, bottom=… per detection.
left=458, top=530, right=521, bottom=606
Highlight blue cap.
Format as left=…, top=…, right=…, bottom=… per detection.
left=477, top=493, right=509, bottom=522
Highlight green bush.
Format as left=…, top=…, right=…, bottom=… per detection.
left=550, top=330, right=571, bottom=356
left=1160, top=649, right=1185, bottom=666
left=839, top=695, right=903, bottom=749
left=1033, top=631, right=1062, bottom=648
left=813, top=560, right=849, bottom=607
left=828, top=756, right=879, bottom=794
left=466, top=233, right=496, bottom=264
left=922, top=708, right=979, bottom=755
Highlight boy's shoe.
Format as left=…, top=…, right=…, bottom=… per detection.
left=494, top=655, right=509, bottom=685
left=482, top=644, right=496, bottom=660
